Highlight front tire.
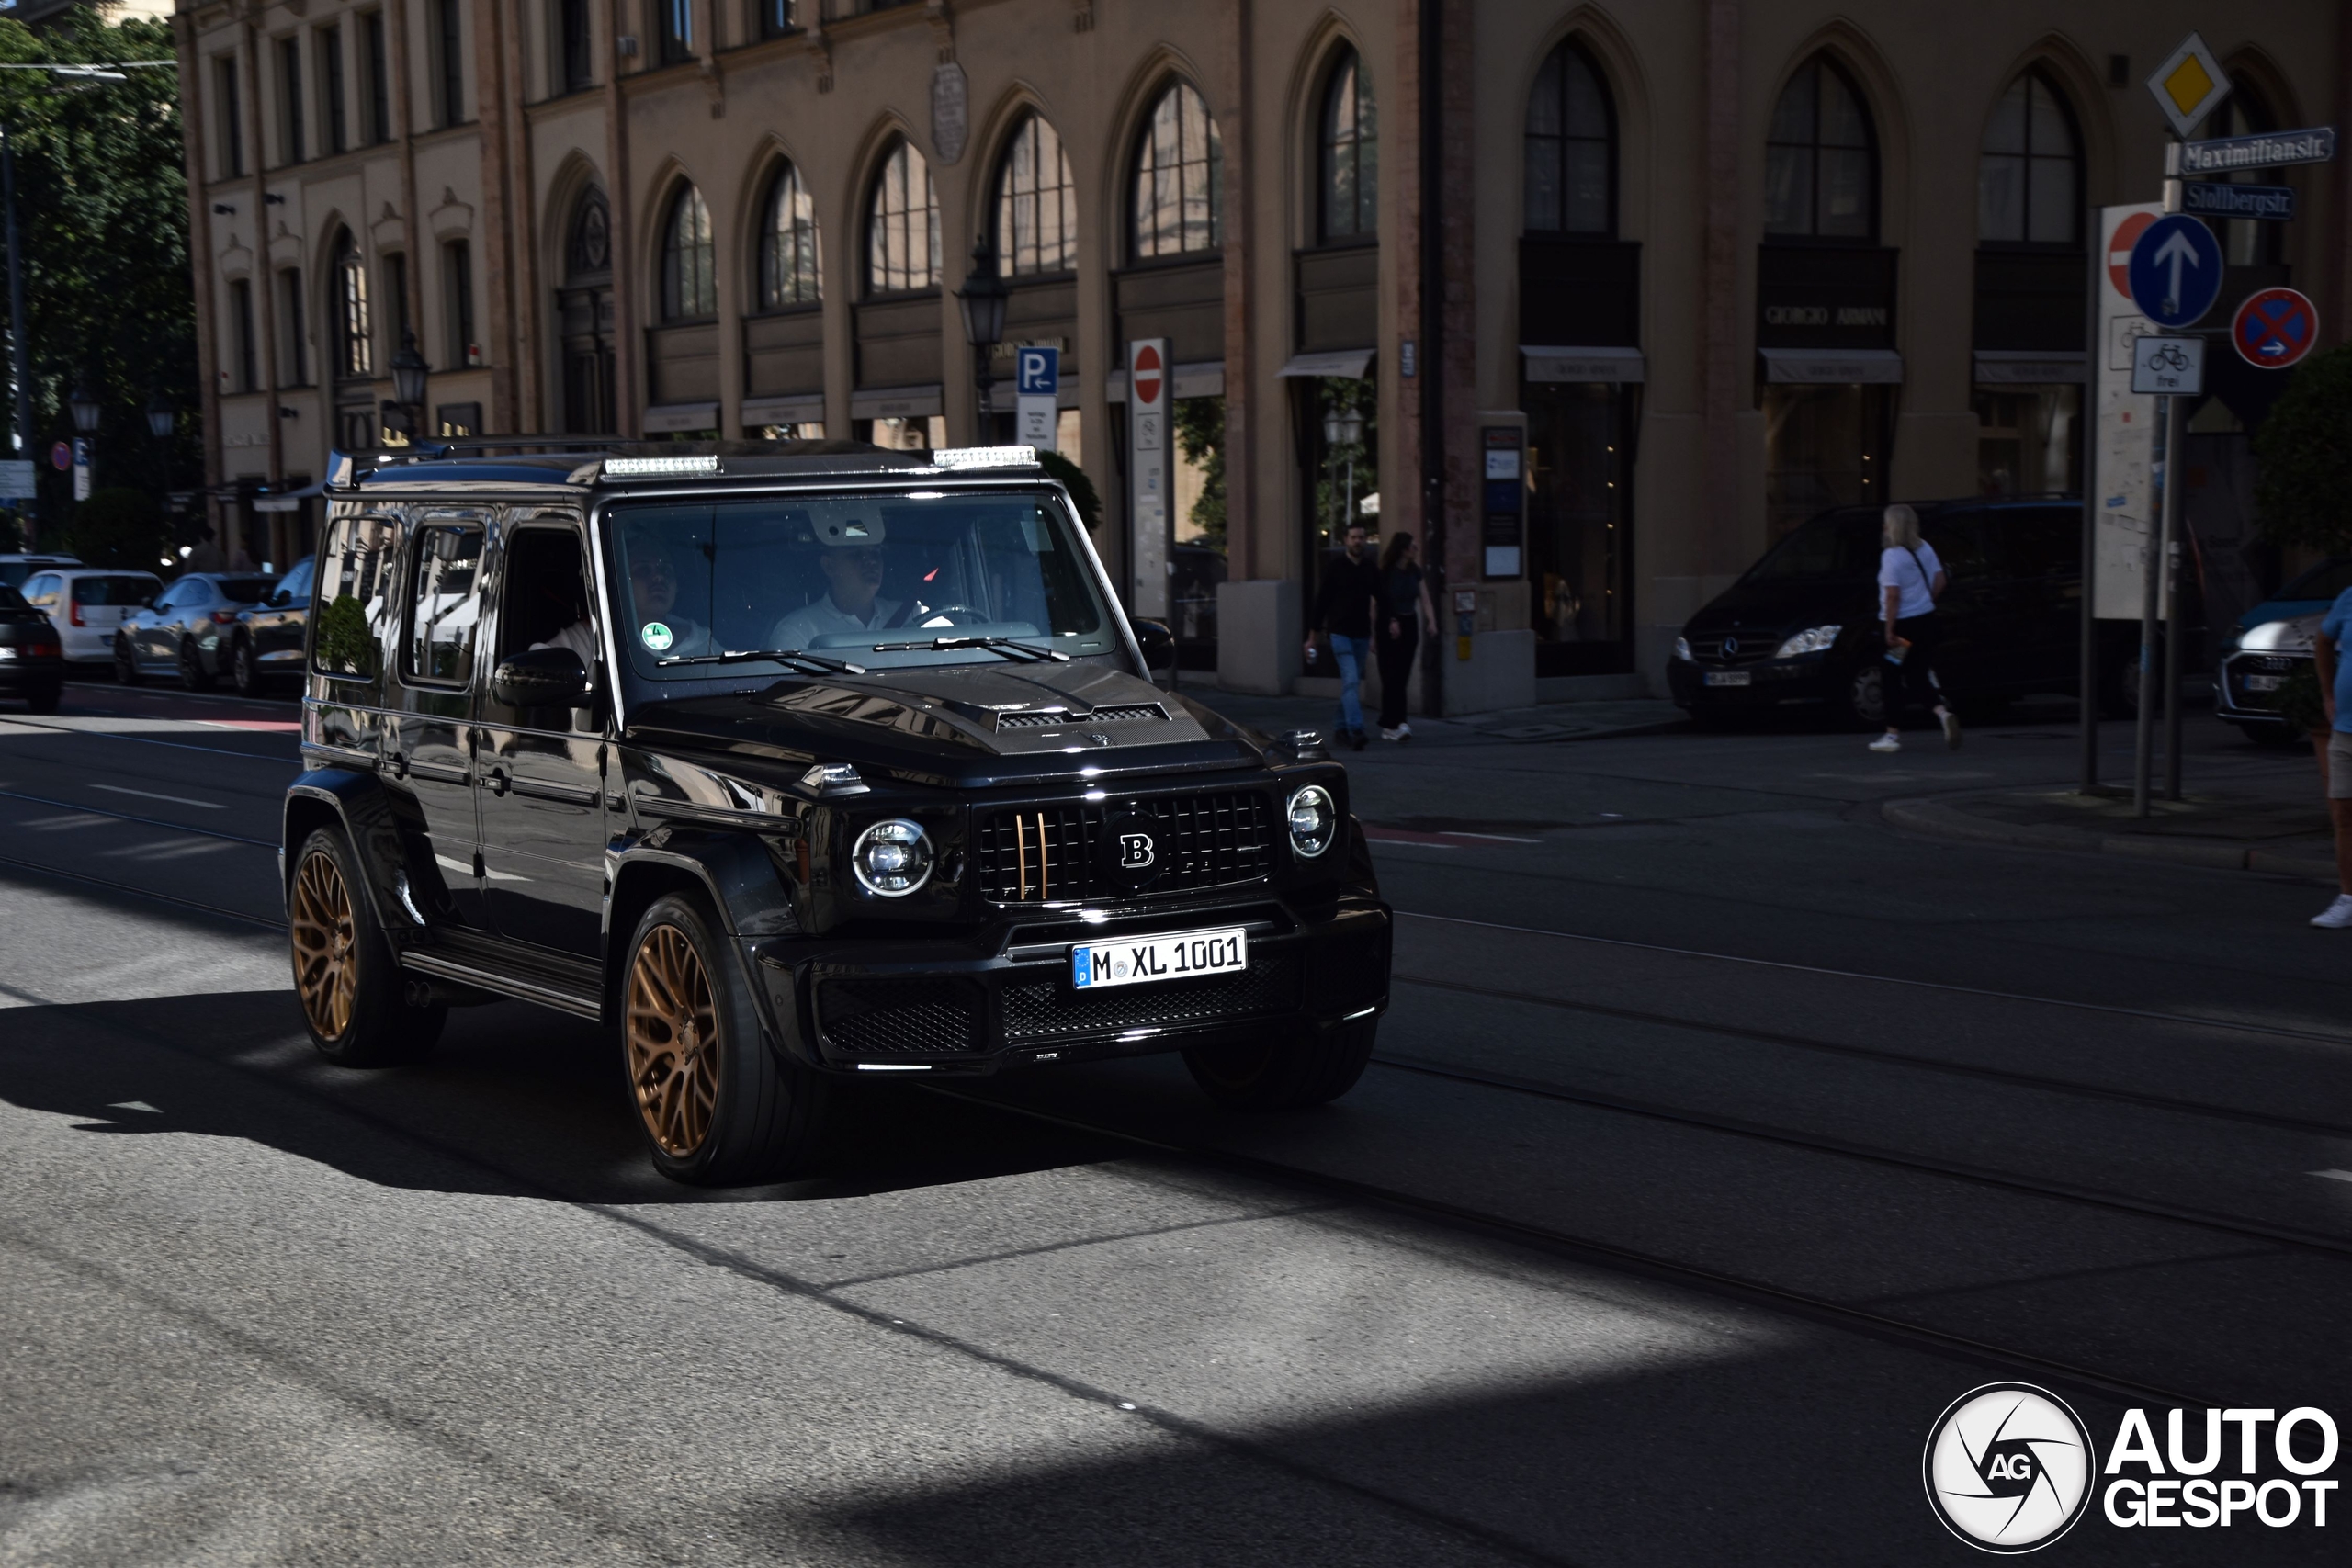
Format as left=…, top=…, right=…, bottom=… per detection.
left=1838, top=660, right=1888, bottom=729
left=1182, top=1018, right=1378, bottom=1111
left=231, top=635, right=264, bottom=697
left=114, top=635, right=141, bottom=686
left=288, top=828, right=445, bottom=1066
left=622, top=892, right=828, bottom=1185
left=179, top=636, right=216, bottom=691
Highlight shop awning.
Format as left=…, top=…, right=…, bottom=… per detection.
left=252, top=479, right=327, bottom=513
left=848, top=384, right=944, bottom=420
left=642, top=401, right=720, bottom=433
left=1521, top=345, right=1645, bottom=384
left=741, top=393, right=825, bottom=426
left=1276, top=349, right=1374, bottom=379
left=1758, top=347, right=1905, bottom=385
left=1973, top=350, right=2088, bottom=385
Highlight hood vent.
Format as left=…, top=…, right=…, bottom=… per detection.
left=994, top=704, right=1166, bottom=730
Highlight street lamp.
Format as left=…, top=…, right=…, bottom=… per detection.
left=389, top=329, right=429, bottom=442
left=67, top=378, right=99, bottom=434
left=1322, top=404, right=1364, bottom=538
left=956, top=237, right=1007, bottom=440
left=144, top=389, right=174, bottom=442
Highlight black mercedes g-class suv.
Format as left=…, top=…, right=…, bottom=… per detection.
left=281, top=441, right=1391, bottom=1183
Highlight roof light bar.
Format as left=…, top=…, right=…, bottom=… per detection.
left=928, top=446, right=1039, bottom=470
left=602, top=454, right=721, bottom=478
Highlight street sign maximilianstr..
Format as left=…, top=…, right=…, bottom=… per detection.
left=2177, top=126, right=2337, bottom=174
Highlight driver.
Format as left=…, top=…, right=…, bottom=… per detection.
left=766, top=543, right=908, bottom=649
left=622, top=531, right=718, bottom=659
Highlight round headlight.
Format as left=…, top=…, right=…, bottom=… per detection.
left=1286, top=784, right=1338, bottom=859
left=851, top=819, right=934, bottom=897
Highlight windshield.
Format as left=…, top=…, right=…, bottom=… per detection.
left=2278, top=558, right=2352, bottom=604
left=1742, top=510, right=1884, bottom=583
left=607, top=490, right=1115, bottom=679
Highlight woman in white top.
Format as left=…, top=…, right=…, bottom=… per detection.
left=1870, top=503, right=1961, bottom=753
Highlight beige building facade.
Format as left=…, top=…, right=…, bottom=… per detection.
left=174, top=0, right=2351, bottom=707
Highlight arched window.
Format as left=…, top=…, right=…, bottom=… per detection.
left=994, top=112, right=1076, bottom=276
left=2197, top=85, right=2284, bottom=266
left=758, top=161, right=820, bottom=309
left=334, top=231, right=372, bottom=378
left=1130, top=79, right=1222, bottom=261
left=865, top=137, right=939, bottom=295
left=661, top=185, right=716, bottom=320
left=567, top=185, right=611, bottom=281
left=1978, top=71, right=2080, bottom=245
left=1318, top=47, right=1376, bottom=243
left=1764, top=57, right=1876, bottom=240
left=1524, top=39, right=1615, bottom=235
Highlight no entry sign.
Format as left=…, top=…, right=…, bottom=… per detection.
left=2232, top=286, right=2319, bottom=369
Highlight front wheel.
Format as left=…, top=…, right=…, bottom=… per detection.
left=231, top=636, right=264, bottom=697
left=288, top=828, right=445, bottom=1066
left=114, top=635, right=141, bottom=686
left=1182, top=1018, right=1378, bottom=1111
left=179, top=637, right=216, bottom=692
left=622, top=892, right=829, bottom=1185
left=1838, top=660, right=1888, bottom=729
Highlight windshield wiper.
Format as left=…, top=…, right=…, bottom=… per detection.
left=656, top=648, right=866, bottom=675
left=865, top=634, right=1070, bottom=663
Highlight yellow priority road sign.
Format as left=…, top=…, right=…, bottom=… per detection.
left=2146, top=33, right=2232, bottom=141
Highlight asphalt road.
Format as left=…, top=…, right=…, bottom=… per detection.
left=1, top=677, right=2343, bottom=1565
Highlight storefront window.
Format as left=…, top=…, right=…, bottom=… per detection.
left=1525, top=380, right=1636, bottom=675
left=1763, top=384, right=1891, bottom=536
left=1973, top=385, right=2079, bottom=496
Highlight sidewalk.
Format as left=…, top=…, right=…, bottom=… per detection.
left=1172, top=672, right=1686, bottom=748
left=1882, top=761, right=2339, bottom=883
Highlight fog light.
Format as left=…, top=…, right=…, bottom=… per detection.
left=1286, top=784, right=1337, bottom=859
left=851, top=819, right=933, bottom=897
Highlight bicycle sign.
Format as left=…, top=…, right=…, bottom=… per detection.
left=2131, top=333, right=2206, bottom=395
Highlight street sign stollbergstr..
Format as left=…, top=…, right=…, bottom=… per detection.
left=2232, top=287, right=2319, bottom=370
left=2126, top=215, right=2223, bottom=329
left=2178, top=180, right=2296, bottom=222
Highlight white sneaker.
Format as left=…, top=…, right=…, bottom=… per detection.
left=1378, top=727, right=1402, bottom=741
left=1941, top=710, right=1962, bottom=750
left=1868, top=735, right=1901, bottom=753
left=2312, top=896, right=2352, bottom=929
left=1395, top=722, right=1412, bottom=740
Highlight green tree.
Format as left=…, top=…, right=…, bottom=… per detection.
left=64, top=484, right=163, bottom=567
left=1037, top=448, right=1101, bottom=532
left=0, top=14, right=195, bottom=548
left=1173, top=396, right=1227, bottom=550
left=2253, top=344, right=2352, bottom=554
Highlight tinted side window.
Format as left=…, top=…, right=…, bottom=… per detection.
left=1921, top=511, right=1989, bottom=579
left=404, top=522, right=484, bottom=684
left=277, top=557, right=317, bottom=603
left=22, top=573, right=57, bottom=604
left=2004, top=506, right=2079, bottom=578
left=313, top=513, right=400, bottom=690
left=77, top=575, right=159, bottom=605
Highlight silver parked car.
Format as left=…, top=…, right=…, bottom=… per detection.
left=114, top=570, right=279, bottom=689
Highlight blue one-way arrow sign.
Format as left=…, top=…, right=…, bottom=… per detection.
left=2127, top=214, right=2224, bottom=328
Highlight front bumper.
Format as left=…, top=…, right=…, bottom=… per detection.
left=2216, top=649, right=2307, bottom=729
left=751, top=891, right=1393, bottom=1075
left=1668, top=656, right=1835, bottom=707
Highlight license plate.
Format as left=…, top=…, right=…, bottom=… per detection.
left=1704, top=670, right=1751, bottom=687
left=2245, top=673, right=2284, bottom=693
left=1072, top=927, right=1248, bottom=989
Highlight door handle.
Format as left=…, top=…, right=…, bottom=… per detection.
left=484, top=765, right=511, bottom=796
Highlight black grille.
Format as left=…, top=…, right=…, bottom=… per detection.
left=1001, top=952, right=1302, bottom=1043
left=2224, top=654, right=2301, bottom=709
left=976, top=792, right=1275, bottom=903
left=1690, top=634, right=1781, bottom=664
left=995, top=704, right=1165, bottom=730
left=819, top=978, right=984, bottom=1055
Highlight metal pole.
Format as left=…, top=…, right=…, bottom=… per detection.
left=1, top=126, right=30, bottom=552
left=2162, top=391, right=2186, bottom=800
left=1416, top=0, right=1444, bottom=718
left=2077, top=219, right=2100, bottom=795
left=2133, top=393, right=2168, bottom=818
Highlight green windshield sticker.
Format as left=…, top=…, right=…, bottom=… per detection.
left=640, top=622, right=673, bottom=651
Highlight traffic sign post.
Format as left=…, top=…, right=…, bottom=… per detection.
left=2231, top=287, right=2318, bottom=369
left=1125, top=339, right=1170, bottom=616
left=2145, top=32, right=2232, bottom=140
left=1014, top=345, right=1059, bottom=453
left=2131, top=335, right=2204, bottom=395
left=2126, top=215, right=2223, bottom=328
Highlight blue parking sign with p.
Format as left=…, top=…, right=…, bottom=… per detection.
left=1017, top=346, right=1059, bottom=397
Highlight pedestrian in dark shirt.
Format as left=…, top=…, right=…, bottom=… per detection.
left=1374, top=531, right=1438, bottom=740
left=1306, top=522, right=1379, bottom=750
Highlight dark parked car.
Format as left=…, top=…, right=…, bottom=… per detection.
left=227, top=554, right=315, bottom=696
left=2215, top=556, right=2352, bottom=744
left=1668, top=498, right=2153, bottom=727
left=0, top=581, right=63, bottom=711
left=282, top=442, right=1391, bottom=1186
left=115, top=570, right=280, bottom=689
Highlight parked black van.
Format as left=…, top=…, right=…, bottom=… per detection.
left=1668, top=497, right=2148, bottom=727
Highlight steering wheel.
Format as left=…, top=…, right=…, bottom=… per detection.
left=906, top=603, right=989, bottom=628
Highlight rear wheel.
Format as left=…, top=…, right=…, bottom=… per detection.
left=113, top=635, right=141, bottom=686
left=288, top=828, right=444, bottom=1066
left=179, top=636, right=215, bottom=691
left=231, top=636, right=264, bottom=697
left=622, top=892, right=828, bottom=1185
left=1183, top=1018, right=1378, bottom=1111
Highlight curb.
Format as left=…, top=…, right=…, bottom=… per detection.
left=1881, top=795, right=2337, bottom=884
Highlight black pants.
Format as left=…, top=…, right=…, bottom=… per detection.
left=1886, top=613, right=1943, bottom=724
left=1375, top=618, right=1419, bottom=729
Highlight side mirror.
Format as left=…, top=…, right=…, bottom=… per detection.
left=491, top=646, right=593, bottom=709
left=1133, top=617, right=1176, bottom=671
left=271, top=589, right=292, bottom=607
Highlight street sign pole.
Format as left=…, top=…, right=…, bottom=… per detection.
left=2134, top=393, right=2168, bottom=820
left=2078, top=225, right=2100, bottom=796
left=2165, top=414, right=2186, bottom=804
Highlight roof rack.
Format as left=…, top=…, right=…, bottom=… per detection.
left=326, top=435, right=931, bottom=489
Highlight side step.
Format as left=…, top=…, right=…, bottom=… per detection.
left=400, top=930, right=604, bottom=1021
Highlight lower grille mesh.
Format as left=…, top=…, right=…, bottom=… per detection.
left=819, top=979, right=984, bottom=1055
left=1001, top=953, right=1302, bottom=1043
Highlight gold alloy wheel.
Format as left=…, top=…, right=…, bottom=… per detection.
left=289, top=850, right=359, bottom=1039
left=626, top=925, right=720, bottom=1157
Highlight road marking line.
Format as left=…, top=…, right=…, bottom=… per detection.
left=92, top=784, right=229, bottom=811
left=107, top=1100, right=161, bottom=1114
left=1442, top=830, right=1541, bottom=843
left=2312, top=1169, right=2352, bottom=1183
